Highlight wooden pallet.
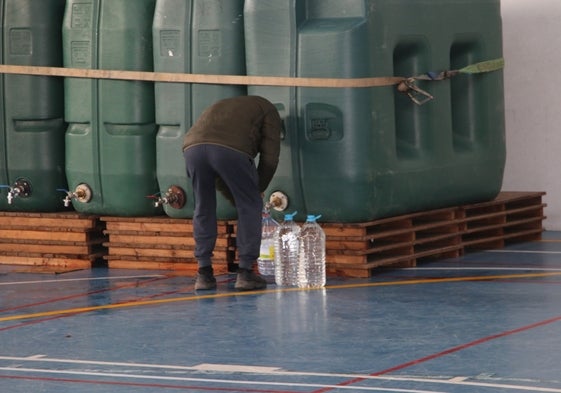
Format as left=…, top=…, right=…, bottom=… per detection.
left=101, top=216, right=234, bottom=274
left=1, top=192, right=544, bottom=277
left=325, top=192, right=546, bottom=278
left=0, top=211, right=106, bottom=270
left=459, top=192, right=546, bottom=249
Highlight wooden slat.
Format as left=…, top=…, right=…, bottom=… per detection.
left=103, top=221, right=230, bottom=235
left=105, top=259, right=229, bottom=274
left=104, top=255, right=227, bottom=265
left=463, top=215, right=545, bottom=236
left=459, top=205, right=545, bottom=225
left=0, top=216, right=99, bottom=230
left=0, top=211, right=98, bottom=219
left=464, top=228, right=544, bottom=249
left=0, top=249, right=104, bottom=259
left=0, top=243, right=95, bottom=255
left=105, top=234, right=229, bottom=248
left=462, top=191, right=544, bottom=207
left=107, top=247, right=195, bottom=259
left=0, top=229, right=96, bottom=242
left=0, top=255, right=95, bottom=269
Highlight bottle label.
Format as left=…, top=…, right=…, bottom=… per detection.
left=259, top=244, right=274, bottom=260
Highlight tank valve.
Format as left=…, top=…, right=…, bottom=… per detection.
left=267, top=191, right=289, bottom=212
left=61, top=183, right=93, bottom=207
left=148, top=185, right=186, bottom=209
left=6, top=179, right=32, bottom=205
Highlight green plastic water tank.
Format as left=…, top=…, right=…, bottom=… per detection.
left=244, top=0, right=505, bottom=222
left=63, top=0, right=161, bottom=216
left=0, top=0, right=67, bottom=212
left=153, top=0, right=246, bottom=219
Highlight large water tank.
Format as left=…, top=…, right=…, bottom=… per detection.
left=63, top=0, right=161, bottom=216
left=153, top=0, right=246, bottom=219
left=244, top=0, right=505, bottom=222
left=0, top=0, right=67, bottom=212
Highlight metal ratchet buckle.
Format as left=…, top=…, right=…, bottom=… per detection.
left=397, top=78, right=434, bottom=105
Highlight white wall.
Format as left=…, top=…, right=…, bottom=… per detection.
left=501, top=0, right=561, bottom=229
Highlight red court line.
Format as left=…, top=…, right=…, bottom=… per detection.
left=0, top=374, right=298, bottom=393
left=0, top=276, right=169, bottom=313
left=311, top=313, right=561, bottom=393
left=0, top=278, right=233, bottom=332
left=0, top=287, right=186, bottom=332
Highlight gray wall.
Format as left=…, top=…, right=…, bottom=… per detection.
left=502, top=0, right=561, bottom=229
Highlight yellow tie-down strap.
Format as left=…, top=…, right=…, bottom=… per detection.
left=0, top=64, right=403, bottom=88
left=0, top=58, right=503, bottom=104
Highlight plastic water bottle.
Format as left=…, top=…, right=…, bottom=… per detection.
left=257, top=207, right=279, bottom=277
left=297, top=215, right=326, bottom=288
left=273, top=212, right=300, bottom=286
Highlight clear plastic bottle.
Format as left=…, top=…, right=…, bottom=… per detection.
left=257, top=207, right=279, bottom=277
left=297, top=215, right=326, bottom=288
left=273, top=212, right=300, bottom=286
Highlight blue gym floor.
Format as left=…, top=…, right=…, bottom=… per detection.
left=1, top=232, right=561, bottom=393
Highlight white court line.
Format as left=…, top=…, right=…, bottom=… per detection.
left=0, top=275, right=166, bottom=287
left=485, top=250, right=561, bottom=255
left=0, top=356, right=560, bottom=393
left=403, top=267, right=561, bottom=272
left=0, top=366, right=445, bottom=393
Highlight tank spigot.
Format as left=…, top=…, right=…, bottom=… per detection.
left=268, top=191, right=289, bottom=212
left=150, top=194, right=164, bottom=208
left=6, top=179, right=32, bottom=205
left=7, top=189, right=16, bottom=204
left=148, top=186, right=186, bottom=209
left=62, top=192, right=73, bottom=208
left=59, top=184, right=93, bottom=207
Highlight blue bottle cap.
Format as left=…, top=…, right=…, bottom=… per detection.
left=306, top=215, right=322, bottom=222
left=284, top=211, right=298, bottom=221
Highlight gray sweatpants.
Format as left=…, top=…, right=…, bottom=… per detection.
left=184, top=144, right=263, bottom=270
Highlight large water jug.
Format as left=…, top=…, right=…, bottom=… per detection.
left=297, top=215, right=326, bottom=288
left=274, top=212, right=300, bottom=286
left=257, top=207, right=279, bottom=277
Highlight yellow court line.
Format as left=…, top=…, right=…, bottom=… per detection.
left=2, top=272, right=561, bottom=323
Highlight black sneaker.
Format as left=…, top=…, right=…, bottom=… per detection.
left=195, top=267, right=217, bottom=290
left=235, top=268, right=267, bottom=291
